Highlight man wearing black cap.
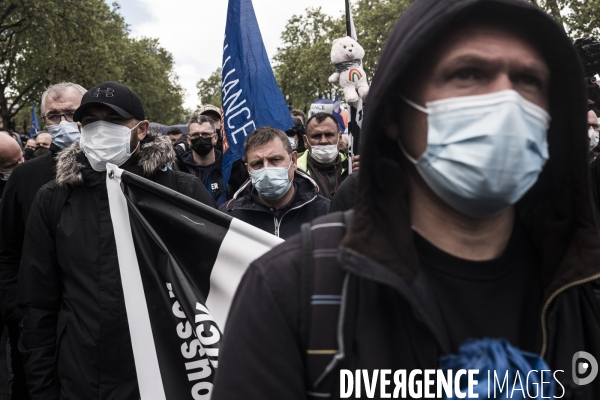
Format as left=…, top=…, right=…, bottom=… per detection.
left=18, top=81, right=216, bottom=399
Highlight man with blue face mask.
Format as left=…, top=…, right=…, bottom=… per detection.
left=220, top=126, right=330, bottom=239
left=0, top=82, right=85, bottom=399
left=17, top=81, right=216, bottom=400
left=213, top=1, right=600, bottom=399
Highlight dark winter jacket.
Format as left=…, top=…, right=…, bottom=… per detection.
left=220, top=170, right=330, bottom=239
left=18, top=132, right=216, bottom=400
left=173, top=135, right=189, bottom=156
left=329, top=170, right=359, bottom=213
left=179, top=149, right=226, bottom=205
left=0, top=143, right=61, bottom=324
left=212, top=1, right=600, bottom=399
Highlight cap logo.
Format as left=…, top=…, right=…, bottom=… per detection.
left=92, top=87, right=115, bottom=98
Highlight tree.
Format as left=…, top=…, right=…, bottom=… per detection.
left=273, top=1, right=412, bottom=113
left=273, top=8, right=345, bottom=114
left=0, top=0, right=185, bottom=129
left=196, top=67, right=222, bottom=108
left=530, top=1, right=600, bottom=38
left=121, top=37, right=185, bottom=125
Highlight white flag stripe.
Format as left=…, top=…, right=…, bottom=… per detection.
left=207, top=217, right=283, bottom=330
left=106, top=164, right=167, bottom=400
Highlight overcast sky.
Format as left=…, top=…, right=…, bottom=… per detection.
left=110, top=0, right=346, bottom=110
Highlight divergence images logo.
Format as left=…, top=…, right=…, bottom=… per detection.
left=572, top=351, right=598, bottom=386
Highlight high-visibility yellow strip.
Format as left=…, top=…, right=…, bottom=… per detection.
left=307, top=350, right=338, bottom=355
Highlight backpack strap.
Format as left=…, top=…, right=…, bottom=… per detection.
left=50, top=186, right=72, bottom=239
left=302, top=211, right=353, bottom=399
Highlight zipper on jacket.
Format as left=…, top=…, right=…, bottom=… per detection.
left=272, top=195, right=319, bottom=238
left=274, top=217, right=281, bottom=237
left=540, top=272, right=600, bottom=358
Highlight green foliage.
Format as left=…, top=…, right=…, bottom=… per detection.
left=196, top=67, right=222, bottom=108
left=0, top=0, right=185, bottom=128
left=121, top=37, right=185, bottom=125
left=530, top=1, right=600, bottom=38
left=273, top=1, right=412, bottom=113
left=273, top=8, right=345, bottom=114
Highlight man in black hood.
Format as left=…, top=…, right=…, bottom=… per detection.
left=212, top=0, right=600, bottom=399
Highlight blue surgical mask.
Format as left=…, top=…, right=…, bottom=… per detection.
left=400, top=90, right=550, bottom=219
left=250, top=161, right=293, bottom=200
left=47, top=120, right=80, bottom=149
left=1, top=171, right=11, bottom=181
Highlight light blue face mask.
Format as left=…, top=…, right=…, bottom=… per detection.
left=1, top=171, right=11, bottom=181
left=47, top=120, right=81, bottom=149
left=400, top=90, right=551, bottom=219
left=250, top=160, right=293, bottom=200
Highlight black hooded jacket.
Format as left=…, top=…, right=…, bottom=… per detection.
left=18, top=133, right=216, bottom=400
left=220, top=171, right=330, bottom=239
left=212, top=1, right=600, bottom=399
left=179, top=149, right=226, bottom=205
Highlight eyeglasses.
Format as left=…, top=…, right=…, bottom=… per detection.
left=44, top=112, right=75, bottom=124
left=189, top=132, right=215, bottom=140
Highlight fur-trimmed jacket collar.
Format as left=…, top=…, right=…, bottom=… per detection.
left=55, top=131, right=176, bottom=188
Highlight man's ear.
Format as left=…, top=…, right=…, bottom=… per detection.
left=291, top=151, right=298, bottom=169
left=303, top=134, right=309, bottom=149
left=137, top=120, right=149, bottom=141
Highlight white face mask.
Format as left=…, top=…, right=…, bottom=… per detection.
left=80, top=120, right=142, bottom=172
left=400, top=90, right=550, bottom=219
left=47, top=120, right=80, bottom=149
left=288, top=136, right=297, bottom=150
left=589, top=128, right=599, bottom=151
left=307, top=134, right=339, bottom=164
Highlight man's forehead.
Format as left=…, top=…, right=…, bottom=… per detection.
left=434, top=22, right=548, bottom=70
left=307, top=118, right=338, bottom=133
left=189, top=122, right=213, bottom=133
left=247, top=140, right=286, bottom=159
left=46, top=88, right=83, bottom=111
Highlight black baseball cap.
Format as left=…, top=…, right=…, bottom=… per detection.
left=74, top=81, right=145, bottom=122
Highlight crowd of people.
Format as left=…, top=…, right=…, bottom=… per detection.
left=0, top=0, right=600, bottom=398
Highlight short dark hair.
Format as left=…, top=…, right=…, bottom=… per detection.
left=167, top=127, right=183, bottom=136
left=305, top=112, right=339, bottom=133
left=188, top=114, right=215, bottom=133
left=291, top=109, right=306, bottom=121
left=244, top=126, right=293, bottom=157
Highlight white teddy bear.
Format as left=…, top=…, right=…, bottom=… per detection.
left=328, top=36, right=369, bottom=106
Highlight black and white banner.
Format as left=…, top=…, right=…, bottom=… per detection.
left=105, top=163, right=282, bottom=399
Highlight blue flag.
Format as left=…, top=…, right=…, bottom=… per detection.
left=30, top=104, right=40, bottom=138
left=221, top=0, right=293, bottom=188
left=332, top=94, right=346, bottom=132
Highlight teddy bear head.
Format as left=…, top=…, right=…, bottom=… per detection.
left=330, top=36, right=365, bottom=64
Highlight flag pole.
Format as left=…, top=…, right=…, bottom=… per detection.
left=345, top=0, right=352, bottom=37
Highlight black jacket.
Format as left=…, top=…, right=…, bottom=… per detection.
left=220, top=170, right=330, bottom=239
left=213, top=1, right=600, bottom=399
left=179, top=149, right=226, bottom=205
left=173, top=135, right=189, bottom=156
left=329, top=170, right=358, bottom=213
left=0, top=144, right=61, bottom=324
left=18, top=133, right=216, bottom=400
